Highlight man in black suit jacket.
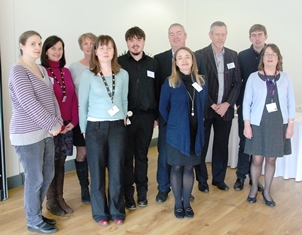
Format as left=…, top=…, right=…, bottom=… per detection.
left=154, top=23, right=206, bottom=203
left=195, top=21, right=241, bottom=191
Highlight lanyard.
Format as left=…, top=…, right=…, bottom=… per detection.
left=48, top=67, right=66, bottom=95
left=100, top=71, right=115, bottom=103
left=264, top=70, right=277, bottom=103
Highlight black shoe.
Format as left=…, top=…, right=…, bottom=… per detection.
left=249, top=179, right=264, bottom=191
left=198, top=181, right=209, bottom=192
left=262, top=191, right=276, bottom=207
left=212, top=181, right=229, bottom=191
left=184, top=206, right=194, bottom=218
left=247, top=194, right=257, bottom=204
left=174, top=206, right=184, bottom=219
left=28, top=221, right=58, bottom=234
left=156, top=191, right=168, bottom=203
left=138, top=195, right=148, bottom=207
left=42, top=216, right=56, bottom=225
left=125, top=197, right=137, bottom=210
left=234, top=178, right=244, bottom=191
left=189, top=194, right=195, bottom=201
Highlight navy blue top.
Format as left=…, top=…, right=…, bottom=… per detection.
left=236, top=45, right=262, bottom=106
left=159, top=75, right=207, bottom=157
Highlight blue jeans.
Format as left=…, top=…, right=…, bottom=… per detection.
left=85, top=120, right=126, bottom=222
left=156, top=114, right=171, bottom=193
left=14, top=137, right=55, bottom=226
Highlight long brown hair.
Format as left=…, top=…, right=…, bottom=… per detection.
left=169, top=47, right=204, bottom=88
left=258, top=44, right=283, bottom=71
left=89, top=35, right=121, bottom=75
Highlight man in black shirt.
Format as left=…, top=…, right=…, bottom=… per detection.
left=234, top=24, right=267, bottom=191
left=118, top=26, right=158, bottom=210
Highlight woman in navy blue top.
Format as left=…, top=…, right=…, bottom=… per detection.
left=159, top=47, right=207, bottom=219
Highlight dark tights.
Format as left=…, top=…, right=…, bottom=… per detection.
left=170, top=165, right=194, bottom=208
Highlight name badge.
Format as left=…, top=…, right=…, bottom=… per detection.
left=227, top=62, right=235, bottom=69
left=266, top=102, right=278, bottom=113
left=147, top=70, right=155, bottom=78
left=192, top=82, right=203, bottom=92
left=108, top=105, right=119, bottom=116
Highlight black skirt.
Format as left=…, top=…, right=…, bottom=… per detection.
left=167, top=144, right=201, bottom=166
left=73, top=124, right=86, bottom=147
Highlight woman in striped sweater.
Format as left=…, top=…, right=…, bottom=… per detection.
left=9, top=30, right=63, bottom=234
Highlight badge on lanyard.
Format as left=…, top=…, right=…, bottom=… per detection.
left=264, top=71, right=278, bottom=113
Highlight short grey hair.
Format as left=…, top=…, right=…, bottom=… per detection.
left=210, top=21, right=227, bottom=33
left=168, top=23, right=186, bottom=33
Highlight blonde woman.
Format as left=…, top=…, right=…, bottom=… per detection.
left=159, top=47, right=207, bottom=219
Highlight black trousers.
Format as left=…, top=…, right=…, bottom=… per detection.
left=236, top=105, right=251, bottom=179
left=124, top=113, right=154, bottom=198
left=195, top=116, right=232, bottom=183
left=86, top=120, right=126, bottom=221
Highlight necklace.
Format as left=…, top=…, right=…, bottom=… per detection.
left=100, top=71, right=115, bottom=103
left=48, top=67, right=66, bottom=96
left=187, top=89, right=195, bottom=116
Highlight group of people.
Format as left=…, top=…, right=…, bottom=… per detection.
left=8, top=20, right=295, bottom=234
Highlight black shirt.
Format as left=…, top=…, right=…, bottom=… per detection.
left=118, top=51, right=158, bottom=114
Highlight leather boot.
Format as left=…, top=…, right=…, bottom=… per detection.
left=56, top=156, right=74, bottom=214
left=75, top=160, right=90, bottom=204
left=46, top=175, right=65, bottom=216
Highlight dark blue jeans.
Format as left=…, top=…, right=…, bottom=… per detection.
left=85, top=120, right=126, bottom=222
left=156, top=114, right=171, bottom=193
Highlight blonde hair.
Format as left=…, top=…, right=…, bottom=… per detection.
left=169, top=47, right=204, bottom=88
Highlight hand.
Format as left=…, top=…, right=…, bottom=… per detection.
left=153, top=120, right=158, bottom=128
left=211, top=103, right=218, bottom=111
left=285, top=124, right=294, bottom=139
left=215, top=102, right=230, bottom=117
left=244, top=125, right=253, bottom=139
left=49, top=125, right=62, bottom=136
left=60, top=123, right=74, bottom=134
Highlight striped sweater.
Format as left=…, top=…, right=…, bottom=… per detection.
left=9, top=64, right=63, bottom=146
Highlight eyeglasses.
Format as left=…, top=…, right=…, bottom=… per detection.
left=264, top=53, right=278, bottom=57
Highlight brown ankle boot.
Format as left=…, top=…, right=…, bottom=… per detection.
left=46, top=180, right=65, bottom=216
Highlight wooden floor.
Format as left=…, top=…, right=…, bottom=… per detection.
left=1, top=146, right=302, bottom=235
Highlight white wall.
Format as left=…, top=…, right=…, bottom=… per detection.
left=0, top=0, right=301, bottom=178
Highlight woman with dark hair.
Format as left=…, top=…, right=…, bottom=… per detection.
left=79, top=35, right=129, bottom=226
left=41, top=35, right=79, bottom=216
left=159, top=47, right=207, bottom=219
left=69, top=33, right=97, bottom=204
left=243, top=44, right=295, bottom=207
left=9, top=30, right=62, bottom=233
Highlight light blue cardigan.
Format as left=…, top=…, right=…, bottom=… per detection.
left=243, top=71, right=295, bottom=125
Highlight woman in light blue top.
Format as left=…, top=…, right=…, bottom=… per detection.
left=69, top=33, right=96, bottom=204
left=243, top=44, right=295, bottom=207
left=79, top=35, right=128, bottom=226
